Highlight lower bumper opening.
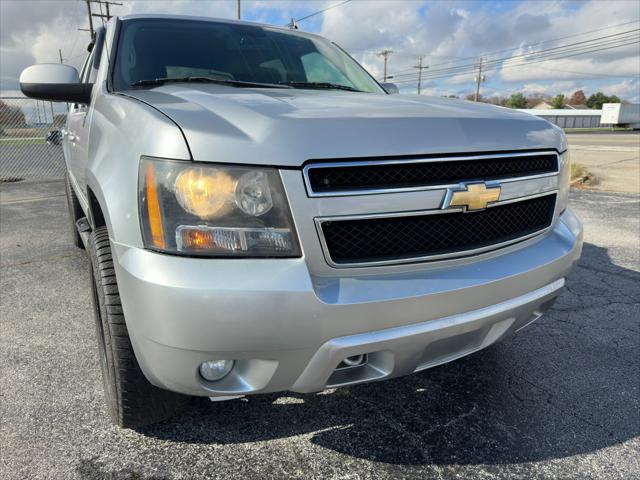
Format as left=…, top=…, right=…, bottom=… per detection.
left=327, top=351, right=393, bottom=388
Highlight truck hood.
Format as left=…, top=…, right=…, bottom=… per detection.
left=123, top=84, right=565, bottom=166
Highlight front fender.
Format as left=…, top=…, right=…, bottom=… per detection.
left=85, top=92, right=191, bottom=247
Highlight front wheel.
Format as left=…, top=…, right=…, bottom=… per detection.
left=88, top=226, right=189, bottom=428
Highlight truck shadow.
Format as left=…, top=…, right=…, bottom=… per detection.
left=138, top=242, right=639, bottom=466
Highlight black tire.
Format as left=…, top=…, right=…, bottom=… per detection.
left=65, top=172, right=85, bottom=249
left=88, top=226, right=190, bottom=428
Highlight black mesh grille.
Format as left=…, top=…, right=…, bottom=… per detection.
left=307, top=153, right=557, bottom=194
left=321, top=194, right=556, bottom=264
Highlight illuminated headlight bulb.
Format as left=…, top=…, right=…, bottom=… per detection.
left=235, top=171, right=273, bottom=216
left=174, top=167, right=235, bottom=219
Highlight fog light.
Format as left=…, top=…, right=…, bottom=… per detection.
left=199, top=360, right=234, bottom=381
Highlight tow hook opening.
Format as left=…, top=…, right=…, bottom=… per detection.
left=336, top=354, right=368, bottom=371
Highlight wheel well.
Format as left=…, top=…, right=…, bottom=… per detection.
left=87, top=188, right=106, bottom=229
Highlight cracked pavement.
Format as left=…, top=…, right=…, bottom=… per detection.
left=1, top=181, right=638, bottom=480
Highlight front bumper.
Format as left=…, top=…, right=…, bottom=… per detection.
left=112, top=209, right=582, bottom=397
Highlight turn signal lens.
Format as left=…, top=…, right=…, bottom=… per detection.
left=174, top=167, right=235, bottom=219
left=177, top=225, right=295, bottom=254
left=144, top=162, right=166, bottom=249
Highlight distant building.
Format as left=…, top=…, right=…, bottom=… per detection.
left=519, top=103, right=639, bottom=129
left=531, top=101, right=554, bottom=110
left=532, top=101, right=589, bottom=111
left=600, top=103, right=640, bottom=128
left=566, top=104, right=589, bottom=110
left=518, top=108, right=603, bottom=128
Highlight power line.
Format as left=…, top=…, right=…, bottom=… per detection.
left=451, top=29, right=638, bottom=74
left=393, top=41, right=639, bottom=84
left=428, top=36, right=639, bottom=80
left=395, top=41, right=638, bottom=83
left=395, top=29, right=639, bottom=80
left=389, top=32, right=639, bottom=83
left=518, top=64, right=640, bottom=79
left=383, top=19, right=640, bottom=80
left=392, top=38, right=639, bottom=84
left=292, top=0, right=352, bottom=24
left=417, top=18, right=640, bottom=71
left=61, top=0, right=82, bottom=57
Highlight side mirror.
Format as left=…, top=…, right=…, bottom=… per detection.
left=19, top=64, right=92, bottom=104
left=380, top=82, right=399, bottom=94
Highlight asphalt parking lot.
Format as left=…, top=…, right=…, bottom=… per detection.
left=1, top=176, right=638, bottom=479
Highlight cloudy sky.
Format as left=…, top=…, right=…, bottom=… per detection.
left=1, top=0, right=639, bottom=101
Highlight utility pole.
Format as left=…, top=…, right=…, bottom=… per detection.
left=377, top=49, right=393, bottom=82
left=90, top=0, right=122, bottom=22
left=237, top=0, right=241, bottom=19
left=58, top=49, right=64, bottom=64
left=287, top=18, right=298, bottom=29
left=80, top=1, right=121, bottom=36
left=474, top=57, right=485, bottom=102
left=413, top=55, right=428, bottom=95
left=84, top=0, right=94, bottom=37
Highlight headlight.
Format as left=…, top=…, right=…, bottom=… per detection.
left=139, top=157, right=301, bottom=257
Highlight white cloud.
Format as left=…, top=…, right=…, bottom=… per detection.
left=497, top=0, right=640, bottom=84
left=1, top=0, right=638, bottom=102
left=320, top=0, right=639, bottom=99
left=603, top=78, right=640, bottom=103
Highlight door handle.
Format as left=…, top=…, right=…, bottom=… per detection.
left=68, top=133, right=77, bottom=143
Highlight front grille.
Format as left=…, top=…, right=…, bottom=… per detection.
left=306, top=152, right=558, bottom=195
left=321, top=194, right=556, bottom=265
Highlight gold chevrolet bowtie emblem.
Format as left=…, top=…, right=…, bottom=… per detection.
left=447, top=183, right=501, bottom=211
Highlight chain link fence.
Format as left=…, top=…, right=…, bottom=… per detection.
left=0, top=97, right=68, bottom=183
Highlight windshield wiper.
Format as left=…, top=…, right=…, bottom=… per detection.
left=130, top=76, right=292, bottom=89
left=278, top=81, right=362, bottom=92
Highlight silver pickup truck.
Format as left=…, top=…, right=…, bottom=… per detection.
left=20, top=14, right=582, bottom=429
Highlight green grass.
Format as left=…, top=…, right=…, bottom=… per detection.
left=571, top=162, right=588, bottom=180
left=0, top=137, right=46, bottom=145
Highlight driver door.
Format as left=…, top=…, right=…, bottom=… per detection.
left=65, top=45, right=97, bottom=193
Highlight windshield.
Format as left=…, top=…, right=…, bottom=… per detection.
left=113, top=18, right=385, bottom=94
